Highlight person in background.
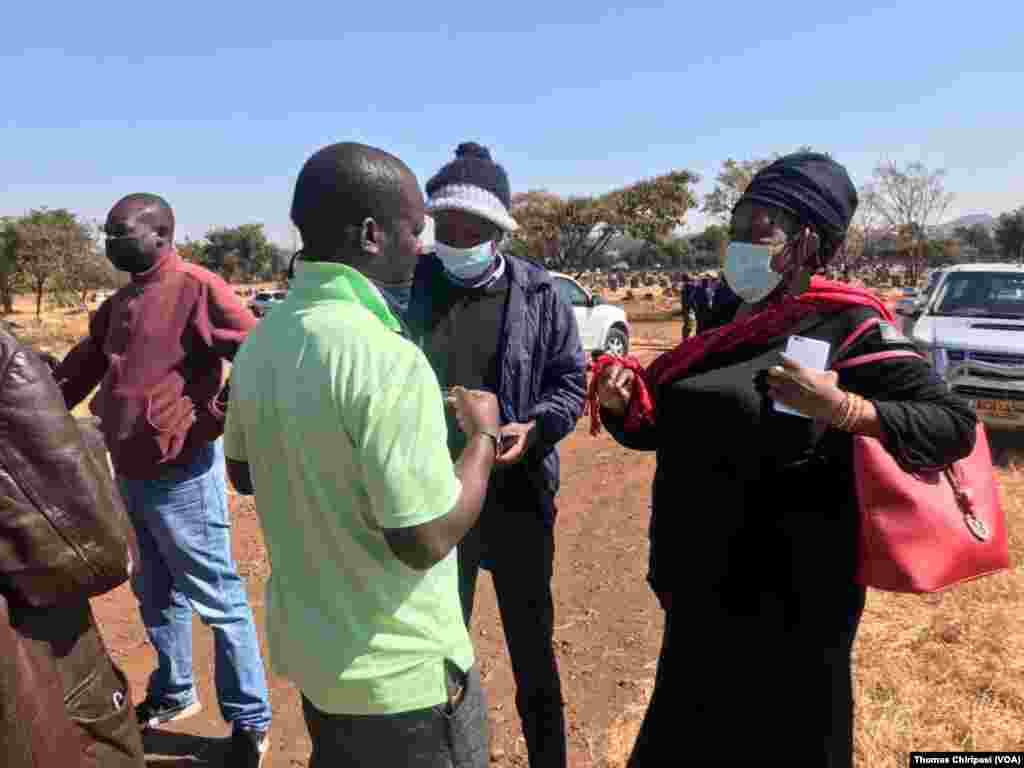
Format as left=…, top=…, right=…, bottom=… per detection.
left=406, top=143, right=587, bottom=768
left=706, top=271, right=742, bottom=330
left=679, top=274, right=696, bottom=338
left=591, top=152, right=976, bottom=768
left=0, top=324, right=145, bottom=768
left=226, top=142, right=500, bottom=768
left=54, top=194, right=272, bottom=767
left=692, top=275, right=713, bottom=333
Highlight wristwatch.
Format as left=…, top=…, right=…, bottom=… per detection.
left=478, top=429, right=501, bottom=457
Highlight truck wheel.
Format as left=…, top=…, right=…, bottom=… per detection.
left=604, top=327, right=629, bottom=356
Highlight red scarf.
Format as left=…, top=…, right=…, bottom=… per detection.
left=587, top=278, right=893, bottom=435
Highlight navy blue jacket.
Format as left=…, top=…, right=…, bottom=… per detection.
left=407, top=254, right=587, bottom=507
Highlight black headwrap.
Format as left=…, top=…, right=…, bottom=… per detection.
left=735, top=152, right=858, bottom=265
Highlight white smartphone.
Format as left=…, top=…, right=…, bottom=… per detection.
left=774, top=335, right=831, bottom=418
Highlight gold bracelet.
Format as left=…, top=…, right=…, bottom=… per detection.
left=831, top=392, right=854, bottom=431
left=849, top=394, right=870, bottom=434
left=839, top=394, right=866, bottom=434
left=829, top=392, right=850, bottom=428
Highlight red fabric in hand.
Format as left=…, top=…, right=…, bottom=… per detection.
left=586, top=355, right=651, bottom=436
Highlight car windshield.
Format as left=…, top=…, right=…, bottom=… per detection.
left=931, top=273, right=1024, bottom=318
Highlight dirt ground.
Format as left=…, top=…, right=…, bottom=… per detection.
left=7, top=296, right=1024, bottom=766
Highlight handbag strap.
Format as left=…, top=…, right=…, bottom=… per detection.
left=832, top=316, right=925, bottom=371
left=836, top=327, right=991, bottom=542
left=833, top=350, right=924, bottom=370
left=834, top=317, right=882, bottom=359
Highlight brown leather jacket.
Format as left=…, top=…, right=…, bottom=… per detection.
left=0, top=327, right=145, bottom=767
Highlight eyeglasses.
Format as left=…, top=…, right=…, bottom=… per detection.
left=730, top=204, right=801, bottom=242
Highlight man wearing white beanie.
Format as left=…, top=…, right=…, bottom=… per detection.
left=407, top=142, right=586, bottom=768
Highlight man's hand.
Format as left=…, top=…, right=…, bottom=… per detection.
left=450, top=387, right=501, bottom=438
left=495, top=421, right=537, bottom=466
left=765, top=354, right=845, bottom=422
left=594, top=363, right=635, bottom=416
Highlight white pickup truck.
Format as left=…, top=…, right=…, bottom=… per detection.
left=909, top=263, right=1024, bottom=429
left=550, top=273, right=631, bottom=357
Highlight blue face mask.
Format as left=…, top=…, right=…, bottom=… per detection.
left=435, top=240, right=496, bottom=281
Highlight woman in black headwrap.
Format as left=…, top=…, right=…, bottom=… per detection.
left=589, top=153, right=976, bottom=767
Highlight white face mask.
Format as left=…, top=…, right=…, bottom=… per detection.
left=723, top=241, right=787, bottom=304
left=435, top=240, right=496, bottom=281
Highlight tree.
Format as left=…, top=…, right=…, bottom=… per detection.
left=509, top=192, right=623, bottom=275
left=56, top=245, right=122, bottom=309
left=509, top=170, right=700, bottom=275
left=863, top=161, right=954, bottom=282
left=926, top=238, right=960, bottom=267
left=176, top=238, right=205, bottom=264
left=659, top=238, right=692, bottom=268
left=701, top=148, right=818, bottom=223
left=953, top=223, right=996, bottom=258
left=691, top=224, right=730, bottom=263
left=12, top=209, right=94, bottom=318
left=200, top=224, right=286, bottom=282
left=0, top=217, right=20, bottom=314
left=702, top=157, right=774, bottom=223
left=843, top=185, right=884, bottom=271
left=995, top=209, right=1024, bottom=262
left=508, top=190, right=564, bottom=264
left=615, top=170, right=699, bottom=255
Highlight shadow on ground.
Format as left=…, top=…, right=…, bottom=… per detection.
left=142, top=730, right=227, bottom=767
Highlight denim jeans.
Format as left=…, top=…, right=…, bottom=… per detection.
left=118, top=439, right=271, bottom=732
left=301, top=663, right=488, bottom=768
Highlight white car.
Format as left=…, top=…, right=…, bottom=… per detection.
left=249, top=291, right=287, bottom=318
left=910, top=263, right=1024, bottom=429
left=551, top=273, right=630, bottom=356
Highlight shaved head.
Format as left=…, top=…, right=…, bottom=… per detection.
left=291, top=142, right=420, bottom=250
left=104, top=193, right=175, bottom=273
left=108, top=193, right=175, bottom=241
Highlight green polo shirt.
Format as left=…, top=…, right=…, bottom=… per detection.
left=224, top=261, right=471, bottom=715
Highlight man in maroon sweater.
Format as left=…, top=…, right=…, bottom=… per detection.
left=55, top=194, right=272, bottom=768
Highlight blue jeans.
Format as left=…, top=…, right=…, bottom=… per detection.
left=118, top=439, right=271, bottom=732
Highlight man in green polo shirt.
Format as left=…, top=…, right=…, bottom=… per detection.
left=224, top=142, right=501, bottom=768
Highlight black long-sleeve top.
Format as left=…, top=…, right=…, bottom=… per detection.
left=603, top=305, right=977, bottom=611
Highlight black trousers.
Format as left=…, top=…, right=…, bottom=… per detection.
left=457, top=478, right=566, bottom=768
left=301, top=664, right=488, bottom=768
left=628, top=582, right=866, bottom=768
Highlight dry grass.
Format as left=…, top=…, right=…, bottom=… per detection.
left=602, top=467, right=1024, bottom=767
left=3, top=297, right=92, bottom=357
left=852, top=465, right=1024, bottom=764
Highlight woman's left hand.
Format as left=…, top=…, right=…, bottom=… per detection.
left=765, top=354, right=846, bottom=422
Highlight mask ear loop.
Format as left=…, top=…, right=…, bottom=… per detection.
left=287, top=249, right=303, bottom=281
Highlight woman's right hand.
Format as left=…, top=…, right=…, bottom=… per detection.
left=595, top=364, right=635, bottom=416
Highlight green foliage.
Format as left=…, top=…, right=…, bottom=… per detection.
left=197, top=224, right=286, bottom=282
left=995, top=209, right=1024, bottom=261
left=11, top=208, right=95, bottom=317
left=953, top=224, right=996, bottom=257
left=0, top=217, right=20, bottom=313
left=509, top=170, right=700, bottom=274
left=702, top=157, right=773, bottom=223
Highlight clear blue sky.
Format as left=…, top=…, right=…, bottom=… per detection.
left=3, top=1, right=1022, bottom=246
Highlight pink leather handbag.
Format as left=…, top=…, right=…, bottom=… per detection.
left=833, top=318, right=1010, bottom=593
